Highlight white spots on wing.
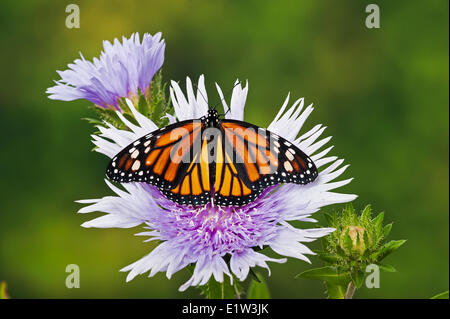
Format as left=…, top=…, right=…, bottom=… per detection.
left=308, top=163, right=313, bottom=168
left=274, top=147, right=280, bottom=154
left=132, top=160, right=141, bottom=171
left=144, top=140, right=151, bottom=147
left=306, top=170, right=311, bottom=174
left=129, top=147, right=136, bottom=154
left=133, top=140, right=141, bottom=146
left=145, top=147, right=151, bottom=154
left=274, top=140, right=280, bottom=148
left=138, top=171, right=144, bottom=176
left=287, top=148, right=295, bottom=154
left=131, top=149, right=139, bottom=159
left=112, top=162, right=116, bottom=167
left=285, top=151, right=294, bottom=161
left=284, top=141, right=291, bottom=146
left=284, top=161, right=293, bottom=172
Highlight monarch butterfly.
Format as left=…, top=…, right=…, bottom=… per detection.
left=106, top=109, right=318, bottom=206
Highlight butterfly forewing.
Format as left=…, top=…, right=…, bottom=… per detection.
left=106, top=120, right=205, bottom=191
left=215, top=119, right=318, bottom=206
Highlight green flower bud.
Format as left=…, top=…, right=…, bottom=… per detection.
left=339, top=225, right=366, bottom=256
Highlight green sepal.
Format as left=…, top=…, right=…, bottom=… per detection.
left=342, top=228, right=354, bottom=255
left=377, top=263, right=397, bottom=273
left=296, top=266, right=350, bottom=286
left=383, top=223, right=393, bottom=238
left=137, top=88, right=150, bottom=118
left=90, top=105, right=128, bottom=130
left=149, top=70, right=172, bottom=128
left=360, top=205, right=372, bottom=224
left=314, top=250, right=341, bottom=264
left=350, top=268, right=365, bottom=288
left=82, top=117, right=105, bottom=127
left=323, top=212, right=335, bottom=227
left=373, top=239, right=407, bottom=261
left=372, top=212, right=384, bottom=240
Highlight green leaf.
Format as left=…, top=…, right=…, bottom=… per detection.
left=82, top=117, right=106, bottom=127
left=137, top=88, right=150, bottom=118
left=323, top=212, right=334, bottom=226
left=151, top=98, right=167, bottom=126
left=314, top=250, right=341, bottom=264
left=377, top=263, right=397, bottom=272
left=361, top=205, right=372, bottom=223
left=148, top=70, right=172, bottom=128
left=247, top=274, right=270, bottom=299
left=363, top=228, right=371, bottom=252
left=383, top=223, right=393, bottom=238
left=0, top=281, right=10, bottom=299
left=296, top=266, right=350, bottom=286
left=92, top=105, right=128, bottom=131
left=372, top=212, right=384, bottom=239
left=374, top=239, right=407, bottom=261
left=351, top=269, right=365, bottom=288
left=325, top=282, right=348, bottom=299
left=122, top=112, right=139, bottom=126
left=249, top=268, right=261, bottom=283
left=430, top=290, right=449, bottom=299
left=345, top=203, right=355, bottom=215
left=201, top=278, right=236, bottom=299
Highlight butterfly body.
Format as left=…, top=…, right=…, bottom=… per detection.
left=106, top=109, right=318, bottom=207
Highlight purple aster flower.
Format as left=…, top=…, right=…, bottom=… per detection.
left=78, top=76, right=357, bottom=291
left=46, top=32, right=165, bottom=110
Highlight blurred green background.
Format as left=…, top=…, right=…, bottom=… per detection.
left=0, top=0, right=448, bottom=298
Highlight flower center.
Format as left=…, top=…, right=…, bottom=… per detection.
left=165, top=202, right=271, bottom=256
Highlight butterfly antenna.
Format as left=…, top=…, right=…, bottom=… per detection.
left=191, top=82, right=210, bottom=109
left=222, top=108, right=231, bottom=117
left=193, top=80, right=242, bottom=114
left=215, top=81, right=241, bottom=115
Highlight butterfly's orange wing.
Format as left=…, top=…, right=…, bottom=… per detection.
left=162, top=135, right=212, bottom=205
left=106, top=120, right=208, bottom=197
left=213, top=120, right=318, bottom=206
left=107, top=117, right=318, bottom=207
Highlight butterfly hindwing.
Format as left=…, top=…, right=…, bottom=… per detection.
left=213, top=130, right=257, bottom=206
left=161, top=134, right=212, bottom=206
